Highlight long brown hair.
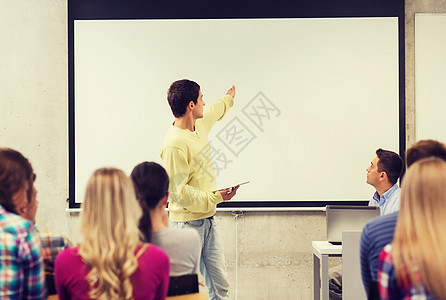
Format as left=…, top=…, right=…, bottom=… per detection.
left=393, top=157, right=446, bottom=298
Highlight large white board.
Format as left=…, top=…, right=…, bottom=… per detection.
left=74, top=18, right=399, bottom=203
left=415, top=14, right=446, bottom=142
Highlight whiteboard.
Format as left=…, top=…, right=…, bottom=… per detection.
left=415, top=14, right=446, bottom=142
left=74, top=18, right=400, bottom=204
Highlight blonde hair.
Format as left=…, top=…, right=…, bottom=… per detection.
left=79, top=168, right=143, bottom=300
left=393, top=157, right=446, bottom=298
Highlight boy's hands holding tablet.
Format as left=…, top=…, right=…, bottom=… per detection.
left=220, top=186, right=239, bottom=201
left=216, top=181, right=249, bottom=201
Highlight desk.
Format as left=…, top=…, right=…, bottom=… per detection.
left=312, top=241, right=342, bottom=300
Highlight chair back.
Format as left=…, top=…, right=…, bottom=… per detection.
left=367, top=280, right=379, bottom=300
left=167, top=293, right=207, bottom=300
left=342, top=230, right=367, bottom=300
left=168, top=274, right=199, bottom=297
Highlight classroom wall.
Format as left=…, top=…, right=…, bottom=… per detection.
left=0, top=0, right=73, bottom=237
left=405, top=0, right=446, bottom=146
left=1, top=1, right=446, bottom=299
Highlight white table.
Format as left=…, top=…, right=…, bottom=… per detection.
left=312, top=241, right=342, bottom=300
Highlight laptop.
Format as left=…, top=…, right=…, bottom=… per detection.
left=326, top=205, right=380, bottom=245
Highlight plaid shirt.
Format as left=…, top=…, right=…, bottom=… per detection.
left=0, top=204, right=45, bottom=299
left=378, top=244, right=438, bottom=300
left=39, top=231, right=72, bottom=275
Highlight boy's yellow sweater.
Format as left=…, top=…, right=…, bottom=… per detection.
left=160, top=95, right=234, bottom=222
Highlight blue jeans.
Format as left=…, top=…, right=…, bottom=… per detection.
left=171, top=217, right=229, bottom=300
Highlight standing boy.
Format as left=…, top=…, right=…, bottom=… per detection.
left=161, top=79, right=238, bottom=299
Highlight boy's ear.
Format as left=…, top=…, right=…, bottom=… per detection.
left=13, top=191, right=28, bottom=219
left=17, top=203, right=27, bottom=217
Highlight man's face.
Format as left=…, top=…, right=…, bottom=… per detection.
left=191, top=89, right=205, bottom=119
left=366, top=156, right=381, bottom=187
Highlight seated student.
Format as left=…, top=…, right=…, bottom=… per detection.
left=130, top=161, right=201, bottom=277
left=366, top=148, right=403, bottom=216
left=0, top=148, right=72, bottom=295
left=378, top=157, right=446, bottom=299
left=360, top=139, right=446, bottom=299
left=55, top=168, right=170, bottom=300
left=329, top=148, right=403, bottom=300
left=0, top=148, right=45, bottom=299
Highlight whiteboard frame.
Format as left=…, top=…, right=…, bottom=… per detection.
left=68, top=0, right=406, bottom=209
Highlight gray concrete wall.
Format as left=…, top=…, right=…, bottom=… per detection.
left=0, top=0, right=73, bottom=238
left=2, top=1, right=446, bottom=299
left=218, top=211, right=327, bottom=299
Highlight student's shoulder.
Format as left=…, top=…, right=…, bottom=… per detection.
left=137, top=244, right=169, bottom=276
left=145, top=243, right=169, bottom=258
left=56, top=246, right=80, bottom=260
left=0, top=218, right=37, bottom=255
left=366, top=211, right=398, bottom=230
left=55, top=247, right=82, bottom=271
left=155, top=227, right=199, bottom=243
left=139, top=244, right=169, bottom=268
left=362, top=212, right=398, bottom=243
left=0, top=212, right=36, bottom=238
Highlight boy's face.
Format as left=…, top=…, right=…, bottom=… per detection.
left=191, top=89, right=205, bottom=119
left=13, top=181, right=39, bottom=224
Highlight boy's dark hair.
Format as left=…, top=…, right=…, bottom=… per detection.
left=167, top=79, right=200, bottom=117
left=376, top=148, right=403, bottom=185
left=406, top=139, right=446, bottom=167
left=0, top=148, right=36, bottom=214
left=130, top=161, right=169, bottom=242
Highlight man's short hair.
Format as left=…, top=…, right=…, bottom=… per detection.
left=167, top=79, right=200, bottom=118
left=0, top=148, right=36, bottom=214
left=406, top=139, right=446, bottom=167
left=376, top=148, right=403, bottom=185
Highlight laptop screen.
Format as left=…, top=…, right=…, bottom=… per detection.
left=326, top=205, right=381, bottom=244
